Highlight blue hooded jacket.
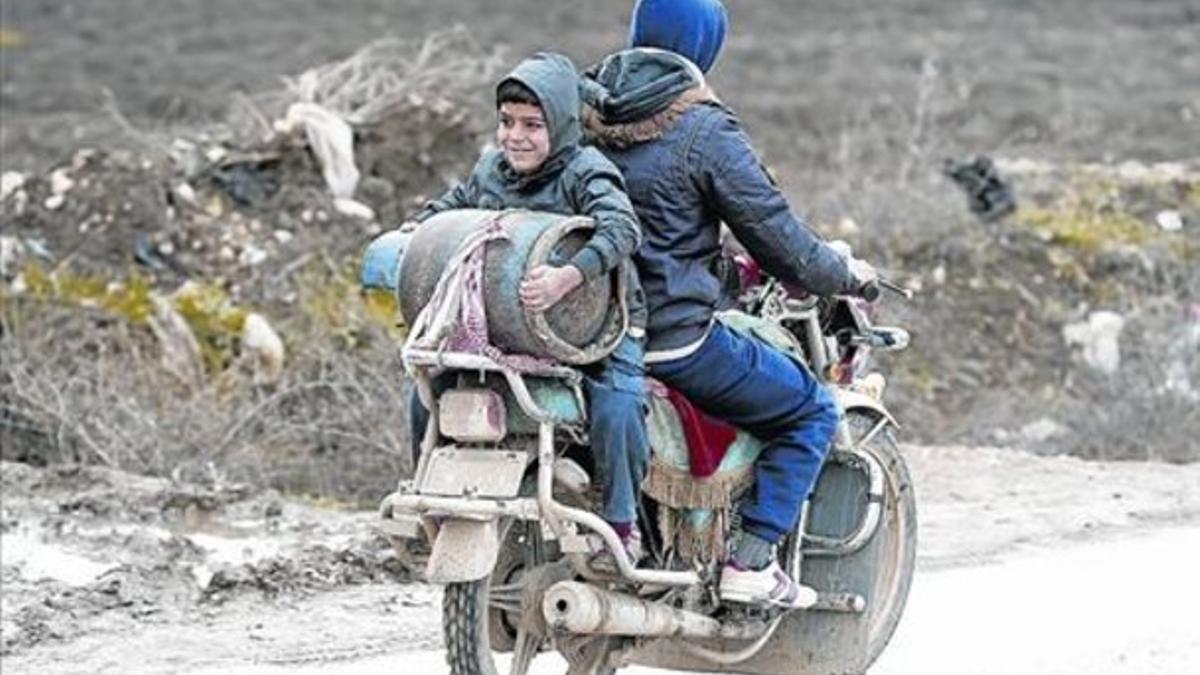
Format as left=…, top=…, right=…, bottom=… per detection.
left=582, top=49, right=858, bottom=357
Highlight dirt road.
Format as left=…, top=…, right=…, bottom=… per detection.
left=873, top=524, right=1200, bottom=675
left=241, top=525, right=1200, bottom=675
left=4, top=446, right=1200, bottom=674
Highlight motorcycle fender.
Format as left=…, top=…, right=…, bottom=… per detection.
left=834, top=388, right=899, bottom=428
left=425, top=518, right=499, bottom=583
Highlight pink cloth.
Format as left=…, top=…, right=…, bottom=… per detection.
left=407, top=213, right=558, bottom=375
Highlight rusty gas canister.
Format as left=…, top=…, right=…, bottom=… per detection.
left=397, top=209, right=626, bottom=364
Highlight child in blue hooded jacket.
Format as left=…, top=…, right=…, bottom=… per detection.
left=582, top=0, right=878, bottom=607
left=407, top=52, right=649, bottom=567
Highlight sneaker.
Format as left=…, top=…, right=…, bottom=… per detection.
left=719, top=560, right=818, bottom=609
left=589, top=528, right=644, bottom=575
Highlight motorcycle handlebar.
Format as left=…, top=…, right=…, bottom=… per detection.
left=860, top=278, right=914, bottom=302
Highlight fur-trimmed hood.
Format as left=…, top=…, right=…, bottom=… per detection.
left=584, top=83, right=718, bottom=149
left=580, top=48, right=720, bottom=149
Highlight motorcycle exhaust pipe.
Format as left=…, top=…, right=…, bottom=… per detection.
left=543, top=581, right=725, bottom=639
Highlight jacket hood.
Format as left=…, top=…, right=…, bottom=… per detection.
left=496, top=52, right=582, bottom=187
left=580, top=48, right=707, bottom=126
left=581, top=48, right=718, bottom=148
left=628, top=0, right=728, bottom=74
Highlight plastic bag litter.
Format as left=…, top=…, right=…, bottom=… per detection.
left=281, top=102, right=360, bottom=199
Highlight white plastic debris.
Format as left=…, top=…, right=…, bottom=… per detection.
left=238, top=244, right=268, bottom=267
left=1, top=236, right=25, bottom=278
left=272, top=229, right=294, bottom=244
left=242, top=313, right=285, bottom=384
left=204, top=146, right=228, bottom=164
left=1, top=171, right=25, bottom=201
left=174, top=182, right=198, bottom=207
left=283, top=102, right=360, bottom=199
left=44, top=194, right=65, bottom=211
left=1155, top=210, right=1183, bottom=232
left=1063, top=311, right=1126, bottom=375
left=333, top=197, right=375, bottom=220
left=49, top=168, right=75, bottom=195
left=170, top=138, right=204, bottom=177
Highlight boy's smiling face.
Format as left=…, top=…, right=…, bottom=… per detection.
left=497, top=102, right=551, bottom=174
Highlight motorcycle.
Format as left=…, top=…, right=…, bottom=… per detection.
left=377, top=245, right=916, bottom=675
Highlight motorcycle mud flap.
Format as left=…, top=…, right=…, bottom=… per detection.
left=426, top=518, right=500, bottom=583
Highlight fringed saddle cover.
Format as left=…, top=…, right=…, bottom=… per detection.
left=643, top=385, right=763, bottom=564
left=641, top=311, right=809, bottom=563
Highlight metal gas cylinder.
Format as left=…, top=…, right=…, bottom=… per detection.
left=397, top=209, right=625, bottom=364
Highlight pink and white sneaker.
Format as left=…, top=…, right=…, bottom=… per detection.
left=719, top=560, right=819, bottom=609
left=589, top=529, right=644, bottom=574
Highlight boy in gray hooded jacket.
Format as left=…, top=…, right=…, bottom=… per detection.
left=407, top=53, right=648, bottom=566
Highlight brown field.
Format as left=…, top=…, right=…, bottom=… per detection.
left=4, top=0, right=1198, bottom=175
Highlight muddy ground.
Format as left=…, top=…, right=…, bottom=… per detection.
left=3, top=449, right=1199, bottom=673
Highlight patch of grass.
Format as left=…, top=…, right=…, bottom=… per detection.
left=14, top=264, right=256, bottom=374
left=1016, top=203, right=1149, bottom=251
left=294, top=263, right=405, bottom=350
left=19, top=264, right=156, bottom=324
left=174, top=283, right=249, bottom=372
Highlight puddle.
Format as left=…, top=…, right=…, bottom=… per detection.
left=1, top=526, right=115, bottom=585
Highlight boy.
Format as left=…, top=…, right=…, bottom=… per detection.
left=406, top=53, right=648, bottom=568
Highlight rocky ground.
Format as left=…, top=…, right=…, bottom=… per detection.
left=3, top=0, right=1197, bottom=468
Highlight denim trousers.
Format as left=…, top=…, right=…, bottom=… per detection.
left=648, top=322, right=839, bottom=543
left=409, top=334, right=649, bottom=525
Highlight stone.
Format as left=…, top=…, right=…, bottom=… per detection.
left=1063, top=311, right=1126, bottom=375
left=1155, top=210, right=1183, bottom=232
left=238, top=245, right=268, bottom=267
left=1020, top=418, right=1069, bottom=444
left=1, top=171, right=25, bottom=201
left=241, top=313, right=285, bottom=384
left=49, top=168, right=75, bottom=195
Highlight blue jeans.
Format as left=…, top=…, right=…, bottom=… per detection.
left=408, top=335, right=649, bottom=525
left=648, top=323, right=838, bottom=543
left=581, top=335, right=649, bottom=524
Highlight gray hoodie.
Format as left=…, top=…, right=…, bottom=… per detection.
left=414, top=53, right=646, bottom=329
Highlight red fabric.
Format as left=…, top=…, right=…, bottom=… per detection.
left=649, top=379, right=738, bottom=478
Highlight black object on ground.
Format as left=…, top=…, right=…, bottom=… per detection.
left=943, top=156, right=1017, bottom=222
left=210, top=160, right=280, bottom=208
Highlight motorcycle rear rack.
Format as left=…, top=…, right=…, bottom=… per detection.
left=394, top=349, right=702, bottom=588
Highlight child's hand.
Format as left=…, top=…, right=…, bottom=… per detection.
left=520, top=265, right=584, bottom=312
